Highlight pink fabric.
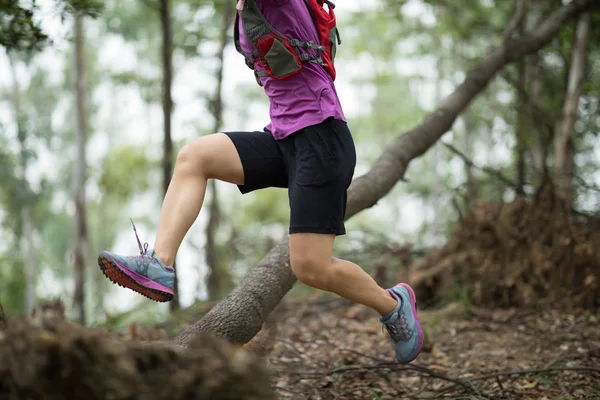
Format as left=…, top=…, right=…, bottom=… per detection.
left=236, top=0, right=345, bottom=139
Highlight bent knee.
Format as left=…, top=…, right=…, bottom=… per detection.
left=175, top=133, right=239, bottom=179
left=176, top=136, right=209, bottom=174
left=290, top=254, right=332, bottom=288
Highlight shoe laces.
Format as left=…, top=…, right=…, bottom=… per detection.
left=130, top=219, right=149, bottom=255
left=382, top=313, right=412, bottom=342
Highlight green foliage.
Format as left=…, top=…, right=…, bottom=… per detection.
left=98, top=145, right=155, bottom=201
left=37, top=211, right=73, bottom=278
left=1, top=0, right=599, bottom=321
left=0, top=130, right=32, bottom=239
left=0, top=0, right=103, bottom=53
left=102, top=0, right=210, bottom=69
left=110, top=71, right=161, bottom=103
left=103, top=0, right=160, bottom=42
left=0, top=0, right=48, bottom=52
left=60, top=0, right=104, bottom=18
left=0, top=257, right=26, bottom=316
left=23, top=69, right=62, bottom=146
left=240, top=189, right=289, bottom=227
left=421, top=0, right=512, bottom=41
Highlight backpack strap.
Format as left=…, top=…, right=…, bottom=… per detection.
left=234, top=0, right=339, bottom=85
left=234, top=6, right=265, bottom=85
left=303, top=0, right=339, bottom=79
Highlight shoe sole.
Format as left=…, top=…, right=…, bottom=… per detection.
left=397, top=283, right=424, bottom=363
left=98, top=255, right=174, bottom=303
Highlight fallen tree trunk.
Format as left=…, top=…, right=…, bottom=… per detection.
left=173, top=0, right=597, bottom=347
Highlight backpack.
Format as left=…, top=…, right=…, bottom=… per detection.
left=234, top=0, right=341, bottom=86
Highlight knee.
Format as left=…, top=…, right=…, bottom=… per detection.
left=290, top=253, right=331, bottom=289
left=175, top=136, right=210, bottom=176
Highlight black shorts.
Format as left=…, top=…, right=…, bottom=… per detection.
left=224, top=117, right=356, bottom=235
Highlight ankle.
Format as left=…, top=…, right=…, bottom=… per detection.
left=379, top=290, right=398, bottom=317
left=153, top=249, right=174, bottom=267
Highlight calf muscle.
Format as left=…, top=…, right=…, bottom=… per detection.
left=289, top=233, right=397, bottom=316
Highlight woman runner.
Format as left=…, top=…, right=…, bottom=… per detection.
left=98, top=0, right=423, bottom=364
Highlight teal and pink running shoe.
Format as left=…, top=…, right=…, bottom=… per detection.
left=380, top=283, right=423, bottom=364
left=97, top=221, right=175, bottom=302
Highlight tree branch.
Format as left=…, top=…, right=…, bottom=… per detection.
left=500, top=71, right=555, bottom=135
left=343, top=0, right=595, bottom=220
left=503, top=0, right=526, bottom=40
left=172, top=0, right=597, bottom=347
left=298, top=359, right=478, bottom=394
left=442, top=142, right=518, bottom=188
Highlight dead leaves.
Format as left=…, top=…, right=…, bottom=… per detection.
left=265, top=297, right=600, bottom=399
left=407, top=193, right=600, bottom=309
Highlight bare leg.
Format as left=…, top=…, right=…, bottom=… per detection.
left=289, top=233, right=397, bottom=316
left=153, top=133, right=244, bottom=266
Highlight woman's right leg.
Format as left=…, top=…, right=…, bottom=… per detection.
left=98, top=129, right=285, bottom=302
left=97, top=133, right=244, bottom=302
left=153, top=133, right=245, bottom=266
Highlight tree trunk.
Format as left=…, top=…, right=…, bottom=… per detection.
left=462, top=111, right=477, bottom=207
left=8, top=55, right=36, bottom=315
left=514, top=68, right=528, bottom=195
left=172, top=0, right=596, bottom=347
left=553, top=12, right=590, bottom=208
left=205, top=2, right=235, bottom=301
left=523, top=4, right=547, bottom=183
left=528, top=52, right=549, bottom=180
left=73, top=12, right=88, bottom=325
left=21, top=208, right=35, bottom=314
left=159, top=0, right=178, bottom=311
left=512, top=0, right=529, bottom=196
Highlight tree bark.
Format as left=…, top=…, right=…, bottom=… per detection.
left=205, top=2, right=235, bottom=301
left=159, top=0, right=178, bottom=311
left=528, top=52, right=548, bottom=180
left=523, top=2, right=549, bottom=183
left=553, top=12, right=590, bottom=209
left=73, top=12, right=89, bottom=325
left=173, top=0, right=596, bottom=347
left=514, top=3, right=528, bottom=196
left=8, top=55, right=36, bottom=316
left=462, top=111, right=478, bottom=207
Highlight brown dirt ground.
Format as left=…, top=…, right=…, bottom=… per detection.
left=259, top=296, right=600, bottom=400
left=4, top=296, right=597, bottom=399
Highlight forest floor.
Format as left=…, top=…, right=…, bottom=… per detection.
left=254, top=295, right=600, bottom=400
left=4, top=292, right=597, bottom=399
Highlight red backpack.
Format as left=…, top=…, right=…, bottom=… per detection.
left=234, top=0, right=341, bottom=86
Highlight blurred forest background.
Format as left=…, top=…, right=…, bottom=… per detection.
left=2, top=0, right=598, bottom=323
left=0, top=0, right=599, bottom=398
